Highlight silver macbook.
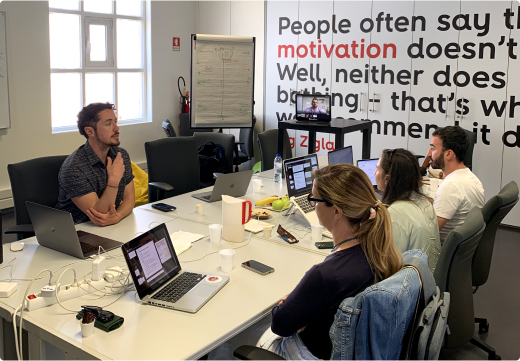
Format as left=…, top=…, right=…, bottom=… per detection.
left=192, top=170, right=253, bottom=202
left=283, top=154, right=332, bottom=239
left=26, top=201, right=122, bottom=259
left=328, top=146, right=353, bottom=165
left=122, top=223, right=229, bottom=313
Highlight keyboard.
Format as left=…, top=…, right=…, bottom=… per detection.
left=294, top=196, right=314, bottom=214
left=151, top=272, right=206, bottom=304
left=80, top=242, right=98, bottom=255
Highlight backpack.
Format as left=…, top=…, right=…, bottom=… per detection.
left=197, top=141, right=227, bottom=183
left=401, top=254, right=451, bottom=360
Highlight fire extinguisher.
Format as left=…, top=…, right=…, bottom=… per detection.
left=183, top=91, right=190, bottom=113
left=178, top=76, right=190, bottom=114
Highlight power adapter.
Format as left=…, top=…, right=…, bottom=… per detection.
left=92, top=256, right=106, bottom=281
left=104, top=266, right=124, bottom=283
left=0, top=282, right=17, bottom=298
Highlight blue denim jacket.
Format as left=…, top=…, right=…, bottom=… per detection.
left=329, top=250, right=427, bottom=360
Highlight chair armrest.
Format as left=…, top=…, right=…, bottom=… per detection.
left=148, top=182, right=174, bottom=192
left=213, top=173, right=223, bottom=179
left=235, top=141, right=245, bottom=145
left=5, top=224, right=35, bottom=236
left=233, top=346, right=285, bottom=360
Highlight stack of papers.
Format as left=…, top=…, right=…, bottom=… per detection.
left=245, top=220, right=272, bottom=233
left=169, top=231, right=205, bottom=255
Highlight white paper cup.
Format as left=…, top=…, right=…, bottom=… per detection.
left=263, top=226, right=272, bottom=239
left=80, top=320, right=95, bottom=337
left=196, top=204, right=204, bottom=215
left=252, top=179, right=263, bottom=193
left=219, top=249, right=235, bottom=272
left=209, top=224, right=223, bottom=244
left=311, top=222, right=323, bottom=243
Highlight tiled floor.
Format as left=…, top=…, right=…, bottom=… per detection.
left=1, top=209, right=519, bottom=359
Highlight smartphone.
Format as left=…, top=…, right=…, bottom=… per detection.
left=315, top=241, right=334, bottom=249
left=151, top=203, right=176, bottom=212
left=241, top=260, right=275, bottom=275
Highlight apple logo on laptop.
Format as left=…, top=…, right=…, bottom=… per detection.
left=230, top=183, right=235, bottom=188
left=51, top=226, right=55, bottom=232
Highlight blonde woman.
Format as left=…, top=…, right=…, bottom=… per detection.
left=259, top=164, right=403, bottom=360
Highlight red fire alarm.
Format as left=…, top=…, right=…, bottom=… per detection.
left=173, top=37, right=180, bottom=51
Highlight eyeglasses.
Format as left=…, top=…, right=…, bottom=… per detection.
left=81, top=305, right=115, bottom=323
left=307, top=193, right=331, bottom=207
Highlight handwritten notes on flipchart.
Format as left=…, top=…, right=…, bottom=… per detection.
left=192, top=34, right=254, bottom=127
left=0, top=12, right=10, bottom=129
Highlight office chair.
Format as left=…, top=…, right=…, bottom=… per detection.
left=233, top=116, right=257, bottom=172
left=432, top=208, right=500, bottom=359
left=257, top=129, right=292, bottom=172
left=144, top=137, right=200, bottom=202
left=193, top=132, right=235, bottom=174
left=162, top=119, right=177, bottom=137
left=472, top=181, right=518, bottom=334
left=5, top=155, right=68, bottom=240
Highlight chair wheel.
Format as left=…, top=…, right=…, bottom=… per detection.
left=479, top=321, right=490, bottom=333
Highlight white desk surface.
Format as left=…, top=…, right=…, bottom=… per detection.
left=0, top=171, right=329, bottom=360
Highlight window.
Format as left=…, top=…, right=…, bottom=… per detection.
left=49, top=0, right=146, bottom=132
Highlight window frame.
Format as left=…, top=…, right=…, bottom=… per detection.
left=49, top=1, right=147, bottom=133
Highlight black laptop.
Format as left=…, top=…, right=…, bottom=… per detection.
left=295, top=94, right=331, bottom=125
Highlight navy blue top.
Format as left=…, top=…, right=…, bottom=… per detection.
left=271, top=244, right=374, bottom=359
left=56, top=141, right=134, bottom=224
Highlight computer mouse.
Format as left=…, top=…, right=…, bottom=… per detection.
left=10, top=242, right=24, bottom=252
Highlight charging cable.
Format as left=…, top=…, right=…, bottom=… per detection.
left=54, top=268, right=79, bottom=313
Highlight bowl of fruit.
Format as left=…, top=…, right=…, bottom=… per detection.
left=255, top=195, right=291, bottom=211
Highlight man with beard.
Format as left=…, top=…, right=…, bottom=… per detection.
left=304, top=98, right=328, bottom=114
left=427, top=125, right=484, bottom=243
left=56, top=103, right=135, bottom=226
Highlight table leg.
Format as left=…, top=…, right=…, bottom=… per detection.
left=362, top=128, right=372, bottom=159
left=308, top=132, right=316, bottom=155
left=28, top=331, right=45, bottom=360
left=277, top=128, right=284, bottom=159
left=335, top=133, right=344, bottom=150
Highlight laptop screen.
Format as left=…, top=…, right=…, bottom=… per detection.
left=122, top=223, right=181, bottom=299
left=328, top=146, right=353, bottom=165
left=356, top=159, right=379, bottom=186
left=295, top=94, right=331, bottom=121
left=284, top=154, right=319, bottom=198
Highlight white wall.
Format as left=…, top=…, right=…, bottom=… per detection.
left=0, top=1, right=197, bottom=209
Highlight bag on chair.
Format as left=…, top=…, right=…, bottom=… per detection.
left=197, top=142, right=227, bottom=183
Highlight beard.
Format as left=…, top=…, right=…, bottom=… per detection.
left=430, top=152, right=445, bottom=170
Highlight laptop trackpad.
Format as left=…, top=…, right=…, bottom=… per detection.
left=189, top=284, right=217, bottom=298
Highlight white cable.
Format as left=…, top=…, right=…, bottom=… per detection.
left=54, top=268, right=79, bottom=313
left=12, top=304, right=21, bottom=361
left=19, top=269, right=53, bottom=361
left=180, top=230, right=254, bottom=263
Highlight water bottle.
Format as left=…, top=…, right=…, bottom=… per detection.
left=273, top=154, right=283, bottom=183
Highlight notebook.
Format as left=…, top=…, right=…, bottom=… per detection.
left=26, top=201, right=122, bottom=259
left=122, top=223, right=229, bottom=313
left=328, top=146, right=353, bottom=165
left=283, top=154, right=332, bottom=239
left=192, top=170, right=253, bottom=203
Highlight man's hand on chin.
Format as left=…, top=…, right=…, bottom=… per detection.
left=86, top=205, right=121, bottom=227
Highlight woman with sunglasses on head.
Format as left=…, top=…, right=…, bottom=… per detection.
left=259, top=164, right=403, bottom=360
left=374, top=148, right=441, bottom=273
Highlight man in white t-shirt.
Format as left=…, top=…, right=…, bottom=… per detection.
left=427, top=126, right=485, bottom=243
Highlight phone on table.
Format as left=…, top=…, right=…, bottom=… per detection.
left=241, top=260, right=275, bottom=275
left=315, top=241, right=334, bottom=249
left=151, top=203, right=176, bottom=212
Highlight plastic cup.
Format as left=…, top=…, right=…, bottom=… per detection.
left=252, top=179, right=263, bottom=193
left=263, top=226, right=272, bottom=239
left=209, top=224, right=223, bottom=244
left=196, top=204, right=204, bottom=215
left=219, top=249, right=235, bottom=273
left=80, top=320, right=95, bottom=337
left=311, top=222, right=323, bottom=243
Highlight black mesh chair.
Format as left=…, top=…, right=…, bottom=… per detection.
left=433, top=208, right=500, bottom=359
left=5, top=155, right=68, bottom=240
left=233, top=116, right=257, bottom=172
left=162, top=119, right=177, bottom=137
left=144, top=137, right=200, bottom=202
left=257, top=129, right=292, bottom=172
left=472, top=181, right=518, bottom=336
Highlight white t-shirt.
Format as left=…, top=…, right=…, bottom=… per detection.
left=434, top=168, right=485, bottom=242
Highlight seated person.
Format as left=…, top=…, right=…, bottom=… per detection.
left=259, top=164, right=403, bottom=360
left=428, top=126, right=484, bottom=243
left=304, top=98, right=328, bottom=114
left=56, top=103, right=135, bottom=226
left=375, top=148, right=441, bottom=273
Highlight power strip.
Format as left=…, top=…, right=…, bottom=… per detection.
left=24, top=279, right=106, bottom=312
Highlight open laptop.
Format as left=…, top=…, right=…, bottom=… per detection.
left=192, top=170, right=253, bottom=202
left=122, top=223, right=229, bottom=313
left=328, top=146, right=353, bottom=166
left=356, top=158, right=380, bottom=190
left=283, top=154, right=332, bottom=239
left=295, top=94, right=331, bottom=125
left=26, top=201, right=122, bottom=259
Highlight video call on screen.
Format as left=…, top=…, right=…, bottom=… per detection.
left=296, top=96, right=330, bottom=120
left=285, top=156, right=318, bottom=197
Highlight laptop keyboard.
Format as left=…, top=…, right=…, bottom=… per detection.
left=151, top=272, right=206, bottom=304
left=294, top=196, right=314, bottom=214
left=80, top=242, right=98, bottom=255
